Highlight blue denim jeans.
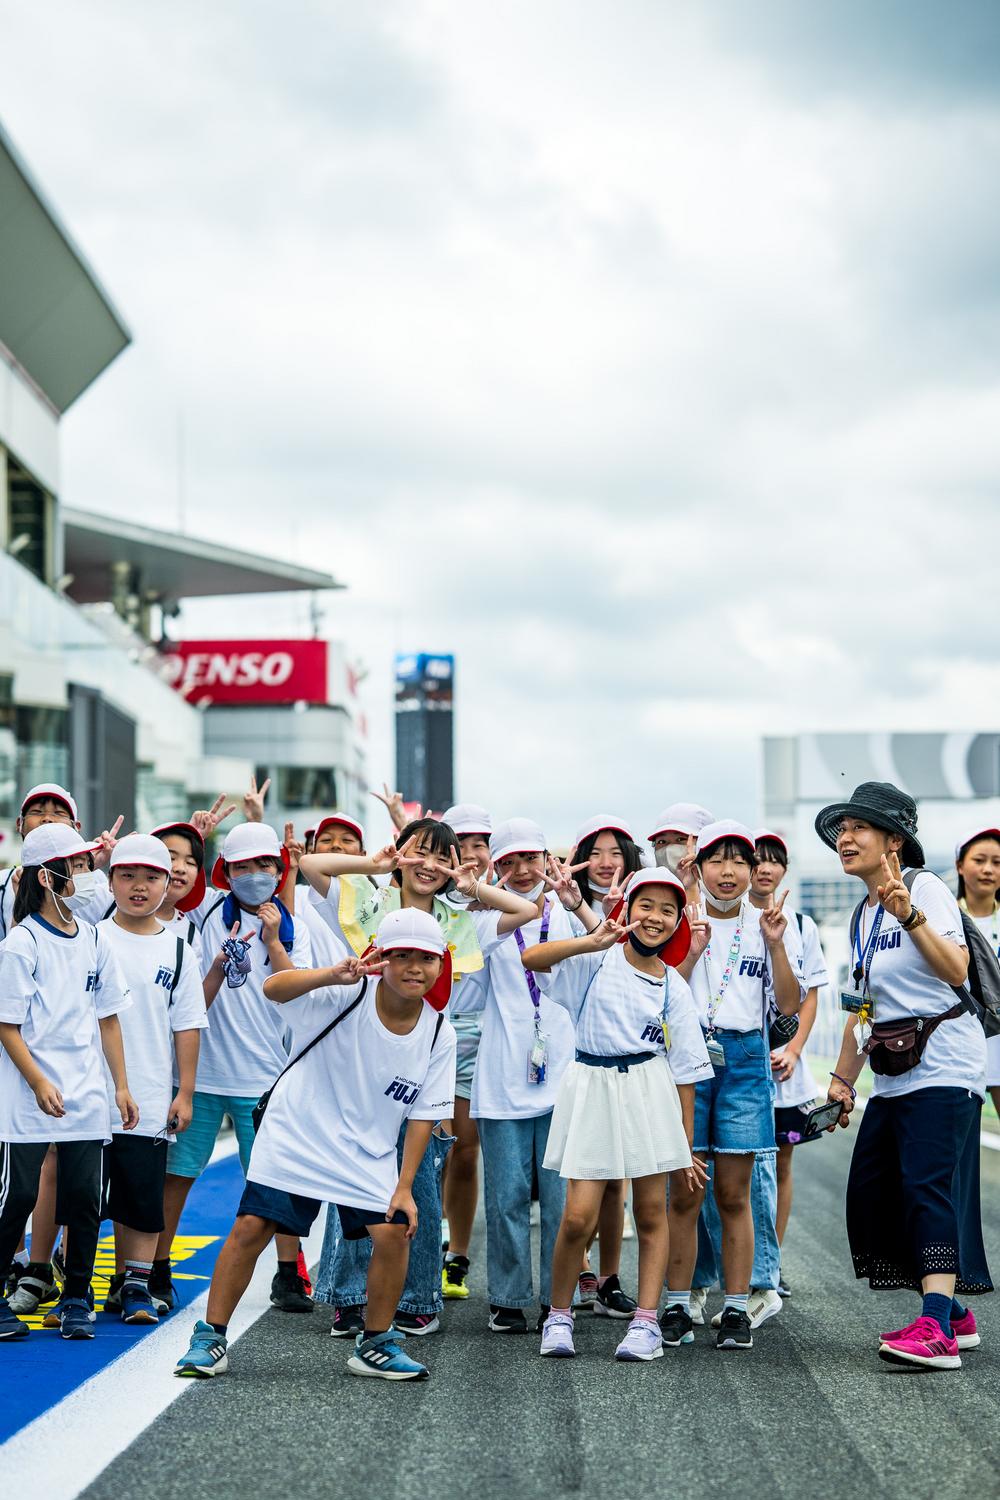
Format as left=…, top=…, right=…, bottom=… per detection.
left=478, top=1112, right=566, bottom=1310
left=314, top=1125, right=453, bottom=1315
left=693, top=1152, right=781, bottom=1292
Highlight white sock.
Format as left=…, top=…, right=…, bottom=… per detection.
left=724, top=1292, right=749, bottom=1314
left=667, top=1289, right=691, bottom=1313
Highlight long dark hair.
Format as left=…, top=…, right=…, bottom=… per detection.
left=575, top=829, right=643, bottom=907
left=956, top=834, right=1000, bottom=903
left=391, top=817, right=460, bottom=891
left=13, top=859, right=70, bottom=925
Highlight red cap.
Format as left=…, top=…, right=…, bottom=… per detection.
left=151, top=821, right=208, bottom=913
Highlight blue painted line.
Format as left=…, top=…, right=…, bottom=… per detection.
left=0, top=1151, right=246, bottom=1448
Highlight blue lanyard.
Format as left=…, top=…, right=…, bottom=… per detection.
left=852, top=903, right=884, bottom=992
left=513, top=900, right=551, bottom=1016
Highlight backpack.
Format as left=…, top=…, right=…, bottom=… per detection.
left=849, top=869, right=1000, bottom=1039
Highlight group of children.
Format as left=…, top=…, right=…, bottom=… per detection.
left=0, top=779, right=993, bottom=1380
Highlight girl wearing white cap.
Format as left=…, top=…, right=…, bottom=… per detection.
left=174, top=907, right=457, bottom=1383
left=955, top=825, right=1000, bottom=1118
left=521, top=869, right=713, bottom=1362
left=665, top=821, right=804, bottom=1352
left=0, top=784, right=122, bottom=941
left=158, top=822, right=314, bottom=1316
left=96, top=836, right=208, bottom=1324
left=0, top=826, right=137, bottom=1343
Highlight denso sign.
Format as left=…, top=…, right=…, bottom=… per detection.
left=161, top=639, right=328, bottom=705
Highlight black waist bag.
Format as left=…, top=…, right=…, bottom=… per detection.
left=252, top=986, right=367, bottom=1134
left=863, top=1000, right=970, bottom=1077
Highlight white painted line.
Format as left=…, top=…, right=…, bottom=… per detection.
left=0, top=1134, right=325, bottom=1497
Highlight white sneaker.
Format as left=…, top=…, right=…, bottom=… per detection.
left=690, top=1288, right=708, bottom=1326
left=747, top=1289, right=783, bottom=1329
left=614, top=1318, right=663, bottom=1362
left=539, top=1313, right=576, bottom=1357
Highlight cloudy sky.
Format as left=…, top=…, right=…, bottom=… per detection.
left=3, top=1, right=1000, bottom=844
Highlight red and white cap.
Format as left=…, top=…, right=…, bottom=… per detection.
left=573, top=814, right=636, bottom=848
left=110, top=833, right=172, bottom=875
left=490, top=818, right=546, bottom=863
left=442, top=804, right=493, bottom=837
left=151, top=822, right=207, bottom=912
left=955, top=825, right=1000, bottom=863
left=20, top=783, right=78, bottom=823
left=752, top=827, right=789, bottom=858
left=314, top=813, right=365, bottom=845
left=20, top=825, right=100, bottom=868
left=211, top=822, right=290, bottom=891
left=646, top=803, right=715, bottom=843
left=374, top=907, right=452, bottom=1011
left=695, top=819, right=756, bottom=859
left=605, top=869, right=691, bottom=966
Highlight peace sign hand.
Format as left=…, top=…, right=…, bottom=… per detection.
left=588, top=915, right=638, bottom=951
left=370, top=783, right=413, bottom=832
left=369, top=838, right=411, bottom=875
left=284, top=821, right=305, bottom=871
left=677, top=836, right=700, bottom=895
left=542, top=855, right=587, bottom=910
left=190, top=795, right=237, bottom=838
left=685, top=902, right=711, bottom=961
left=242, top=774, right=271, bottom=823
left=93, top=814, right=125, bottom=869
left=877, top=852, right=912, bottom=924
left=447, top=847, right=481, bottom=898
left=759, top=890, right=789, bottom=949
left=602, top=863, right=628, bottom=916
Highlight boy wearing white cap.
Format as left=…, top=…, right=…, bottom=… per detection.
left=159, top=822, right=313, bottom=1314
left=98, top=836, right=208, bottom=1323
left=174, top=907, right=457, bottom=1383
left=0, top=826, right=136, bottom=1343
left=0, top=784, right=123, bottom=941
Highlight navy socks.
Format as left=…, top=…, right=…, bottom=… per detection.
left=921, top=1292, right=952, bottom=1337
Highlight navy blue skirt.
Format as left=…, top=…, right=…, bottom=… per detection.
left=846, top=1086, right=992, bottom=1295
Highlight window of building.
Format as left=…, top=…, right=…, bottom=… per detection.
left=257, top=765, right=338, bottom=811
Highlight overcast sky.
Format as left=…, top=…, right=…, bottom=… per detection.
left=3, top=1, right=1000, bottom=845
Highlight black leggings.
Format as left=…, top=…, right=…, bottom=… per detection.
left=0, top=1140, right=103, bottom=1298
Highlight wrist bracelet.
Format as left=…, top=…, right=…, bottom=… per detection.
left=900, top=906, right=926, bottom=932
left=568, top=896, right=583, bottom=913
left=830, top=1072, right=857, bottom=1100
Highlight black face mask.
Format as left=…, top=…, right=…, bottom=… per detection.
left=628, top=932, right=663, bottom=958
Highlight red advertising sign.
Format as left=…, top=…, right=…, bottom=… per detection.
left=161, top=640, right=328, bottom=705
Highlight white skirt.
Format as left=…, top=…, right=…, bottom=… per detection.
left=543, top=1054, right=692, bottom=1181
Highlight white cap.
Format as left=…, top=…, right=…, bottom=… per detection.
left=752, top=827, right=788, bottom=857
left=221, top=822, right=283, bottom=863
left=695, top=819, right=756, bottom=858
left=647, top=803, right=715, bottom=842
left=20, top=825, right=99, bottom=868
left=110, top=833, right=172, bottom=875
left=315, top=814, right=365, bottom=845
left=376, top=907, right=446, bottom=955
left=955, top=825, right=1000, bottom=863
left=442, top=804, right=493, bottom=837
left=624, top=868, right=687, bottom=908
left=20, top=783, right=78, bottom=823
left=490, top=818, right=546, bottom=862
left=573, top=814, right=636, bottom=848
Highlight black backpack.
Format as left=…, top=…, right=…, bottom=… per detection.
left=849, top=869, right=1000, bottom=1039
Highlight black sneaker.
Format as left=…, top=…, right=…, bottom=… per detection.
left=535, top=1304, right=550, bottom=1333
left=659, top=1304, right=695, bottom=1346
left=269, top=1267, right=314, bottom=1313
left=488, top=1305, right=528, bottom=1333
left=393, top=1311, right=440, bottom=1335
left=777, top=1272, right=792, bottom=1299
left=148, top=1265, right=176, bottom=1315
left=594, top=1275, right=637, bottom=1320
left=716, top=1308, right=753, bottom=1350
left=103, top=1272, right=127, bottom=1314
left=329, top=1304, right=366, bottom=1338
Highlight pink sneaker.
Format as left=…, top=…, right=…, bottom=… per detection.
left=878, top=1316, right=961, bottom=1370
left=878, top=1315, right=922, bottom=1345
left=951, top=1307, right=980, bottom=1350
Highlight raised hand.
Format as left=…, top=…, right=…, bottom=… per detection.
left=759, top=889, right=789, bottom=949
left=542, top=855, right=588, bottom=910
left=283, top=821, right=305, bottom=871
left=589, top=914, right=638, bottom=951
left=446, top=846, right=481, bottom=898
left=258, top=902, right=281, bottom=944
left=602, top=862, right=628, bottom=916
left=92, top=814, right=124, bottom=869
left=685, top=902, right=711, bottom=961
left=369, top=835, right=418, bottom=876
left=877, top=852, right=912, bottom=924
left=370, top=782, right=413, bottom=831
left=190, top=794, right=237, bottom=838
left=677, top=835, right=700, bottom=895
left=242, top=774, right=271, bottom=823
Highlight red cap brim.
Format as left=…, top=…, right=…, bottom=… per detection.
left=211, top=845, right=291, bottom=892
left=610, top=899, right=692, bottom=968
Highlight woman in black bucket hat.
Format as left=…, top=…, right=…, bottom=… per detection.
left=815, top=782, right=991, bottom=1371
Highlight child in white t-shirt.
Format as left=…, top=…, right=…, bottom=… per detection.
left=174, top=907, right=458, bottom=1383
left=521, top=870, right=712, bottom=1363
left=0, top=826, right=137, bottom=1344
left=0, top=783, right=123, bottom=942
left=98, top=836, right=207, bottom=1324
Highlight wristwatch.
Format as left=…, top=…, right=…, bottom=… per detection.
left=900, top=907, right=927, bottom=932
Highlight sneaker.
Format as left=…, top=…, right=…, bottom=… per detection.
left=951, top=1308, right=981, bottom=1350
left=330, top=1304, right=366, bottom=1339
left=594, top=1275, right=637, bottom=1320
left=539, top=1312, right=576, bottom=1357
left=535, top=1305, right=551, bottom=1334
left=394, top=1311, right=440, bottom=1336
left=690, top=1288, right=708, bottom=1326
left=174, top=1320, right=229, bottom=1377
left=577, top=1271, right=599, bottom=1309
left=103, top=1272, right=126, bottom=1315
left=716, top=1308, right=753, bottom=1350
left=8, top=1266, right=60, bottom=1315
left=777, top=1270, right=792, bottom=1298
left=52, top=1246, right=66, bottom=1285
left=148, top=1266, right=176, bottom=1316
left=0, top=1298, right=29, bottom=1341
left=59, top=1295, right=97, bottom=1340
left=269, top=1266, right=314, bottom=1313
left=658, top=1304, right=695, bottom=1346
left=4, top=1261, right=26, bottom=1298
left=488, top=1305, right=528, bottom=1334
left=615, top=1318, right=664, bottom=1362
left=878, top=1316, right=961, bottom=1370
left=348, top=1328, right=429, bottom=1380
left=442, top=1255, right=470, bottom=1299
left=296, top=1247, right=313, bottom=1299
left=747, top=1289, right=783, bottom=1329
left=121, top=1281, right=159, bottom=1325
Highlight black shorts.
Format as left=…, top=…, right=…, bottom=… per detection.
left=103, top=1135, right=168, bottom=1233
left=238, top=1179, right=324, bottom=1239
left=336, top=1203, right=410, bottom=1240
left=774, top=1104, right=823, bottom=1147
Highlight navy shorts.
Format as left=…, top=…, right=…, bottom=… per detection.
left=238, top=1179, right=323, bottom=1238
left=337, top=1203, right=410, bottom=1240
left=775, top=1104, right=822, bottom=1147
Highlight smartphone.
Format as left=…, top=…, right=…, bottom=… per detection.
left=804, top=1100, right=844, bottom=1136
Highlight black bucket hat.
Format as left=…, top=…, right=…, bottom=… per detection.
left=814, top=781, right=924, bottom=868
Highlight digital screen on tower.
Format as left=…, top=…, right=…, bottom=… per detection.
left=394, top=653, right=454, bottom=812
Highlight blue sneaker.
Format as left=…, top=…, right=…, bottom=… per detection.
left=175, top=1320, right=229, bottom=1378
left=0, top=1297, right=29, bottom=1341
left=59, top=1295, right=97, bottom=1340
left=121, top=1281, right=158, bottom=1325
left=347, top=1329, right=429, bottom=1380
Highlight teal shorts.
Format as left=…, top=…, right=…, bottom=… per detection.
left=166, top=1091, right=257, bottom=1180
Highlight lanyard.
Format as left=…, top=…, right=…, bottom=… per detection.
left=703, top=905, right=743, bottom=1032
left=852, top=902, right=884, bottom=993
left=513, top=900, right=551, bottom=1019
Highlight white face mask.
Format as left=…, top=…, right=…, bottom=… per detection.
left=704, top=887, right=743, bottom=914
left=589, top=880, right=611, bottom=897
left=655, top=844, right=687, bottom=874
left=64, top=869, right=103, bottom=912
